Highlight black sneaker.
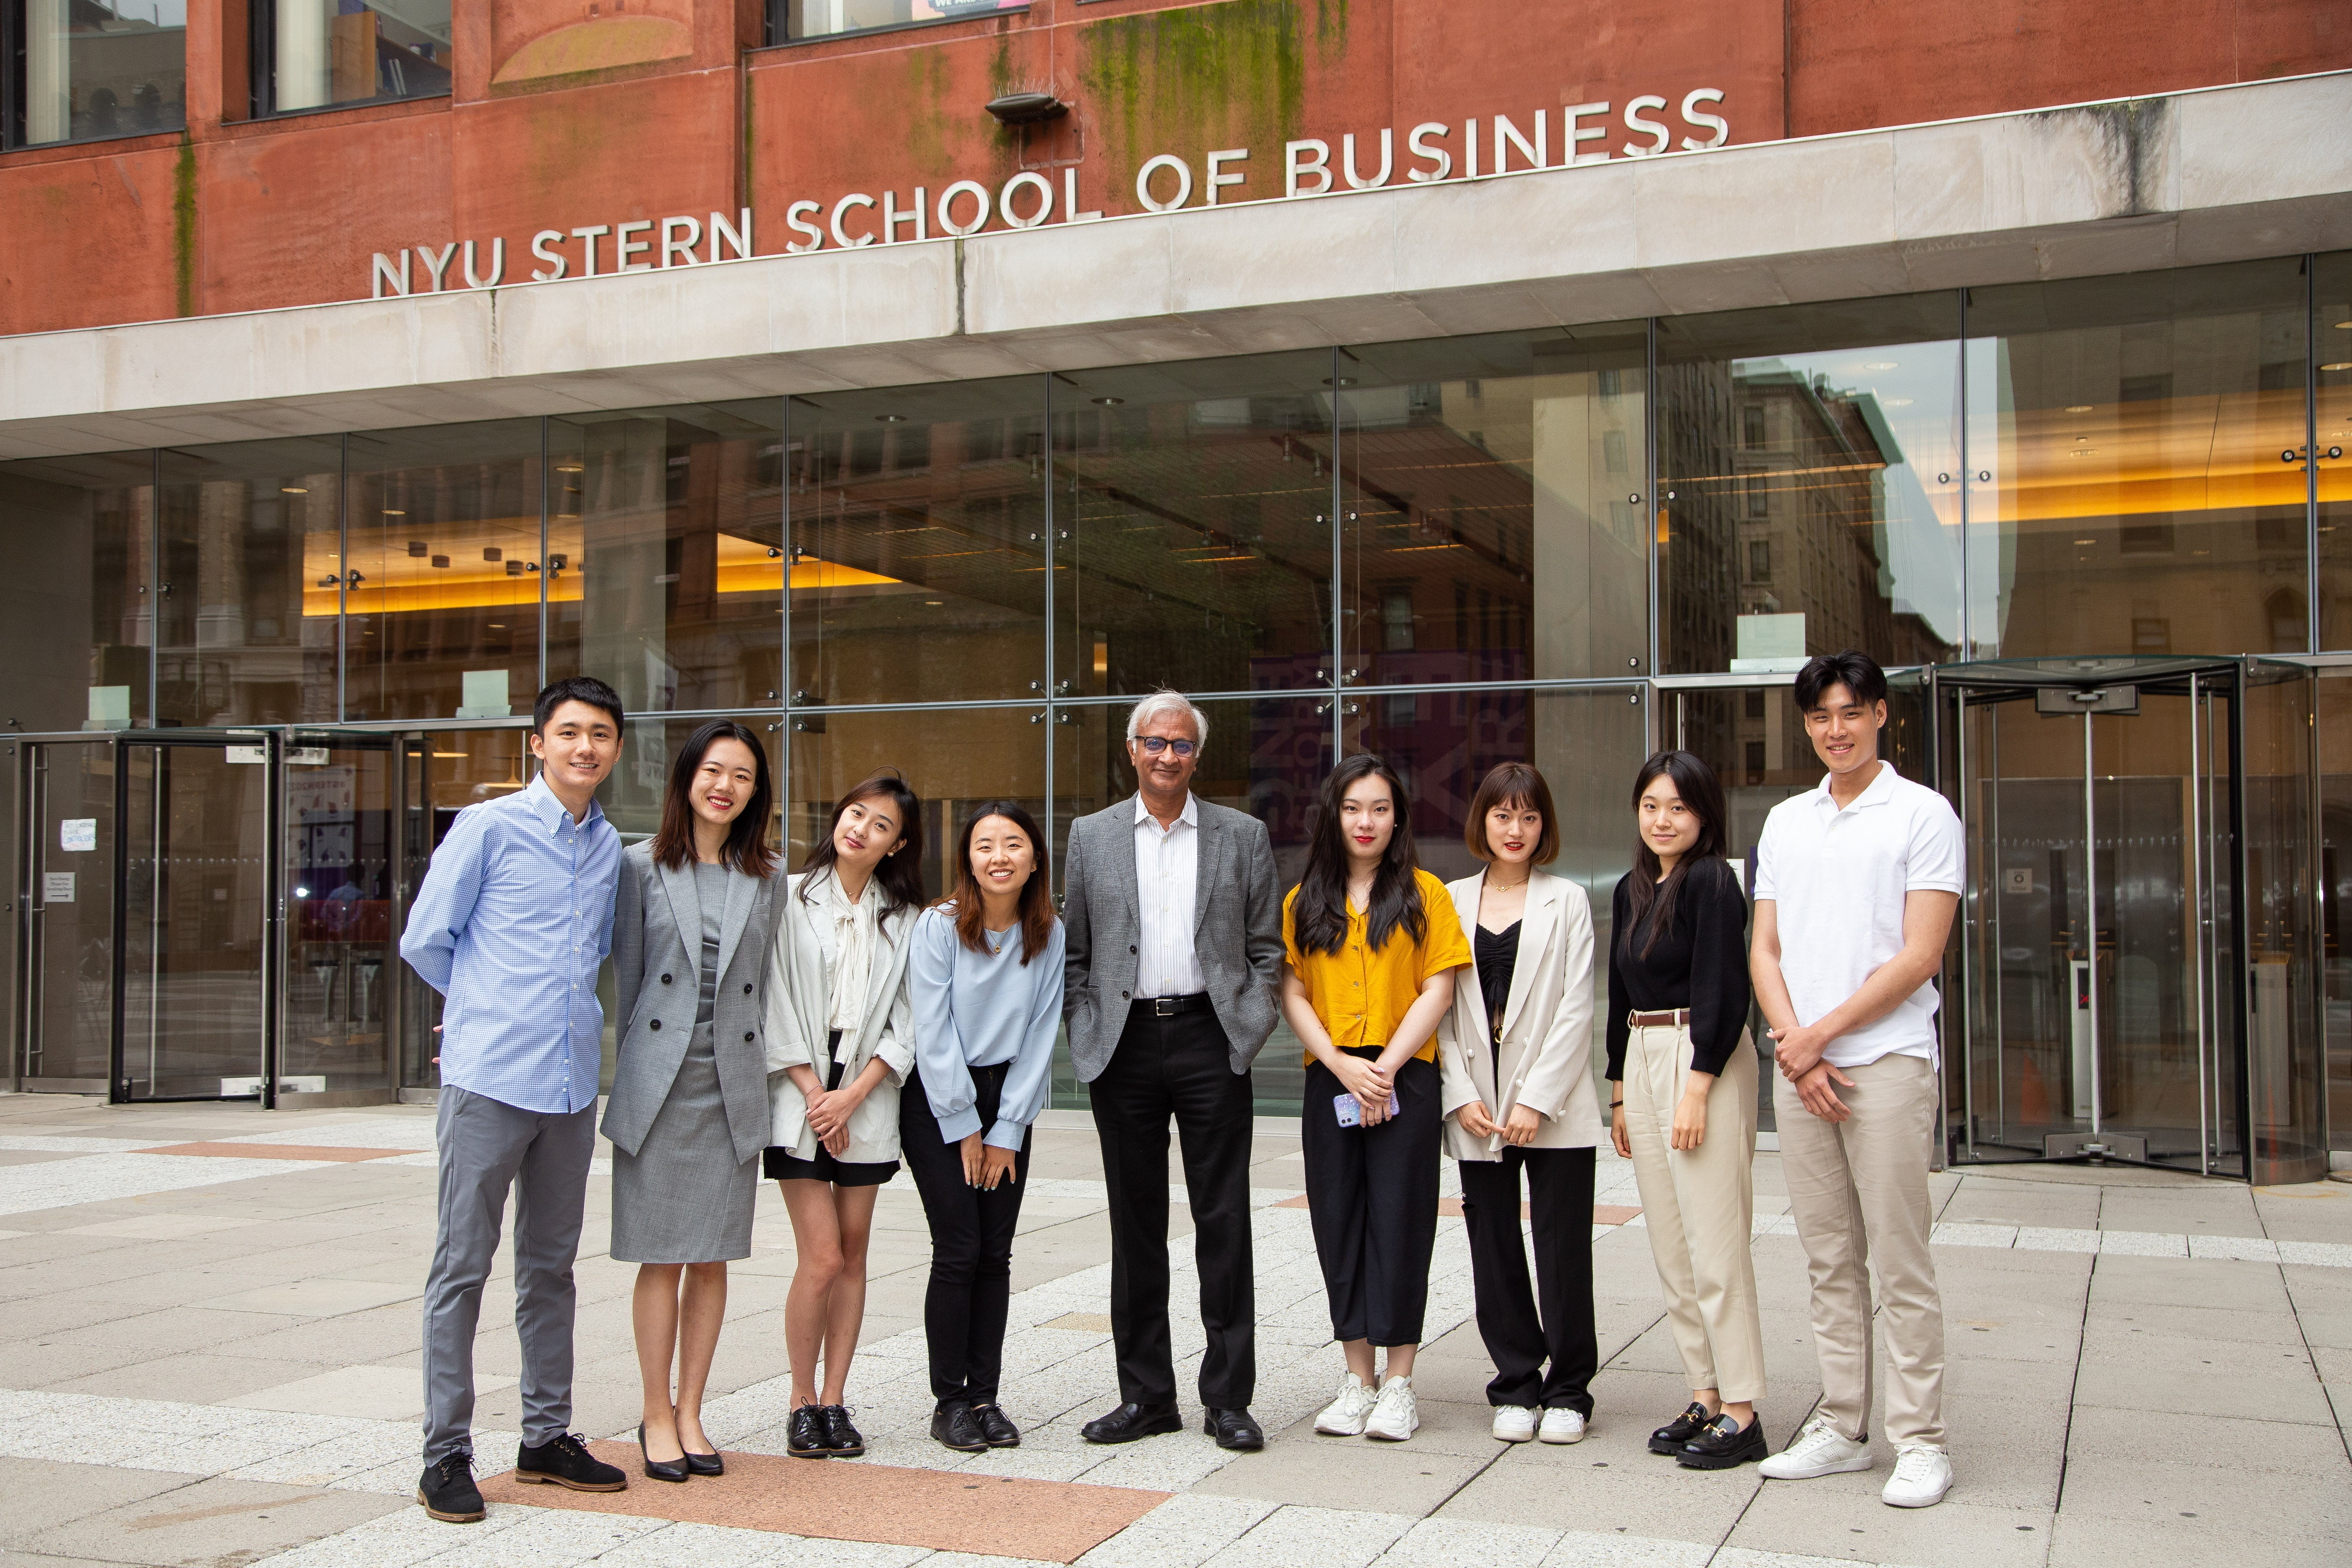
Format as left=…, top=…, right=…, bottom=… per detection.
left=821, top=1404, right=867, bottom=1457
left=514, top=1433, right=627, bottom=1492
left=1649, top=1401, right=1712, bottom=1456
left=1678, top=1412, right=1768, bottom=1470
left=931, top=1401, right=989, bottom=1453
left=416, top=1452, right=484, bottom=1523
left=787, top=1404, right=830, bottom=1459
left=971, top=1403, right=1021, bottom=1448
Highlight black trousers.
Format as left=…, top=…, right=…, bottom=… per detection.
left=1302, top=1050, right=1441, bottom=1347
left=1087, top=1001, right=1256, bottom=1409
left=1458, top=1145, right=1599, bottom=1414
left=900, top=1060, right=1030, bottom=1406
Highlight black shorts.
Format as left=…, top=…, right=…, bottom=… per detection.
left=763, top=1034, right=899, bottom=1187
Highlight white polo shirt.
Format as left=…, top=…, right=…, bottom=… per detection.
left=1752, top=761, right=1963, bottom=1068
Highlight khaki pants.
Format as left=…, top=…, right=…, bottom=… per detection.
left=1623, top=1022, right=1765, bottom=1403
left=1773, top=1050, right=1945, bottom=1447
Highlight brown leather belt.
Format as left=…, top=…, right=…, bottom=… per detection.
left=1626, top=1008, right=1691, bottom=1028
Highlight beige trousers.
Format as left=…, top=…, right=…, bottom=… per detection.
left=1773, top=1050, right=1945, bottom=1447
left=1622, top=1022, right=1765, bottom=1403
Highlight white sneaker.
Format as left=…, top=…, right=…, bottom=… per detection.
left=1314, top=1374, right=1376, bottom=1436
left=1758, top=1414, right=1873, bottom=1479
left=1363, top=1376, right=1420, bottom=1441
left=1490, top=1405, right=1537, bottom=1443
left=1881, top=1444, right=1952, bottom=1508
left=1537, top=1408, right=1588, bottom=1444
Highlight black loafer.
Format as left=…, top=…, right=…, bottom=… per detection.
left=683, top=1450, right=724, bottom=1477
left=514, top=1433, right=627, bottom=1492
left=971, top=1403, right=1021, bottom=1448
left=1678, top=1412, right=1768, bottom=1470
left=821, top=1404, right=867, bottom=1458
left=932, top=1401, right=989, bottom=1452
left=1649, top=1401, right=1712, bottom=1456
left=637, top=1423, right=689, bottom=1483
left=416, top=1452, right=484, bottom=1522
left=786, top=1404, right=830, bottom=1459
left=1204, top=1407, right=1265, bottom=1451
left=1081, top=1401, right=1182, bottom=1445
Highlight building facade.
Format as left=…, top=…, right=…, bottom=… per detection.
left=1, top=0, right=2349, bottom=1184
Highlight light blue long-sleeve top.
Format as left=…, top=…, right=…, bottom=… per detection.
left=398, top=773, right=621, bottom=1116
left=908, top=904, right=1064, bottom=1151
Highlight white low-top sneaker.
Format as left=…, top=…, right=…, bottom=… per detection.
left=1490, top=1406, right=1537, bottom=1443
left=1363, top=1376, right=1420, bottom=1441
left=1537, top=1408, right=1588, bottom=1444
left=1881, top=1444, right=1953, bottom=1507
left=1314, top=1374, right=1376, bottom=1436
left=1758, top=1414, right=1873, bottom=1479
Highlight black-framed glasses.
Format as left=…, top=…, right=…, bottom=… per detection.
left=1136, top=737, right=1197, bottom=757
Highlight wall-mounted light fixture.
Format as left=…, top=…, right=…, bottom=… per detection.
left=985, top=92, right=1067, bottom=126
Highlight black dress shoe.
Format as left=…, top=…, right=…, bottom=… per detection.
left=821, top=1404, right=867, bottom=1457
left=1204, top=1408, right=1265, bottom=1451
left=970, top=1403, right=1021, bottom=1448
left=514, top=1433, right=628, bottom=1492
left=932, top=1401, right=989, bottom=1452
left=416, top=1452, right=484, bottom=1522
left=786, top=1404, right=830, bottom=1459
left=1649, top=1401, right=1713, bottom=1456
left=1677, top=1412, right=1768, bottom=1470
left=637, top=1423, right=690, bottom=1483
left=1081, top=1401, right=1182, bottom=1445
left=683, top=1449, right=724, bottom=1477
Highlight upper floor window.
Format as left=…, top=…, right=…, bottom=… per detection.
left=4, top=0, right=187, bottom=148
left=772, top=0, right=1020, bottom=44
left=255, top=0, right=449, bottom=116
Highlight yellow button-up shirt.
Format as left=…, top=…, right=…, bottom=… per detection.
left=1283, top=869, right=1472, bottom=1066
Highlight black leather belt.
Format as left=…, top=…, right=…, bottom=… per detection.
left=1133, top=992, right=1212, bottom=1016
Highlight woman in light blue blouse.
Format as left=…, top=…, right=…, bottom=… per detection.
left=905, top=799, right=1063, bottom=1454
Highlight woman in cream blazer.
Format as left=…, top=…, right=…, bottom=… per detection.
left=1436, top=762, right=1601, bottom=1448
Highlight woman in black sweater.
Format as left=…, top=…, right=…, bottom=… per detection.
left=1606, top=750, right=1767, bottom=1472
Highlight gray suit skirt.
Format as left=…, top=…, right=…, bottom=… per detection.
left=611, top=1023, right=758, bottom=1264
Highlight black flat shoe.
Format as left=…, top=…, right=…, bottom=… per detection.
left=683, top=1450, right=723, bottom=1477
left=416, top=1452, right=484, bottom=1522
left=821, top=1404, right=867, bottom=1458
left=786, top=1404, right=830, bottom=1459
left=1649, top=1401, right=1713, bottom=1456
left=1678, top=1412, right=1768, bottom=1470
left=932, top=1401, right=989, bottom=1453
left=637, top=1423, right=689, bottom=1483
left=1204, top=1408, right=1265, bottom=1452
left=971, top=1403, right=1021, bottom=1448
left=1081, top=1401, right=1182, bottom=1445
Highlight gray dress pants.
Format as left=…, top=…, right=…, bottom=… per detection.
left=422, top=1085, right=597, bottom=1463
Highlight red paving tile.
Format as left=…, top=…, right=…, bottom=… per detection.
left=136, top=1142, right=411, bottom=1162
left=480, top=1442, right=1168, bottom=1563
left=1277, top=1194, right=1642, bottom=1225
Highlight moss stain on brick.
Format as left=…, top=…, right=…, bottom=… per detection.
left=1079, top=0, right=1351, bottom=172
left=172, top=132, right=196, bottom=317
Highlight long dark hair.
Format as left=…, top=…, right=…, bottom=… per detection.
left=1292, top=753, right=1425, bottom=957
left=798, top=768, right=926, bottom=917
left=651, top=720, right=776, bottom=877
left=1620, top=750, right=1730, bottom=961
left=939, top=800, right=1057, bottom=965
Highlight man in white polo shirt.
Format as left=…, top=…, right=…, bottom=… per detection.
left=1749, top=651, right=1962, bottom=1510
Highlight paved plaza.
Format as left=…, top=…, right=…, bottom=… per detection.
left=0, top=1088, right=2345, bottom=1568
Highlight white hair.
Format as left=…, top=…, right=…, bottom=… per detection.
left=1125, top=689, right=1209, bottom=750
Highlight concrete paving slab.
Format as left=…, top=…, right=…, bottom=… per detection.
left=200, top=1277, right=423, bottom=1317
left=12, top=1472, right=402, bottom=1565
left=1727, top=1488, right=2050, bottom=1568
left=0, top=1457, right=203, bottom=1544
left=2069, top=1361, right=2337, bottom=1425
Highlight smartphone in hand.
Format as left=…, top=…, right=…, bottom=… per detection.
left=1332, top=1093, right=1400, bottom=1128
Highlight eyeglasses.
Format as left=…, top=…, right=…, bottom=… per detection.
left=1136, top=737, right=1197, bottom=757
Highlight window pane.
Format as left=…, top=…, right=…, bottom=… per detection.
left=2318, top=252, right=2352, bottom=649
left=779, top=0, right=1021, bottom=43
left=1054, top=354, right=1336, bottom=698
left=0, top=451, right=153, bottom=732
left=15, top=0, right=185, bottom=147
left=1965, top=259, right=2311, bottom=659
left=1337, top=325, right=1650, bottom=685
left=788, top=381, right=1046, bottom=708
left=547, top=402, right=785, bottom=717
left=267, top=0, right=449, bottom=113
left=344, top=420, right=544, bottom=723
left=1658, top=295, right=1964, bottom=675
left=157, top=437, right=341, bottom=726
left=2318, top=669, right=2352, bottom=1157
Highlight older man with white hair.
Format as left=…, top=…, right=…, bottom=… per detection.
left=1063, top=689, right=1284, bottom=1452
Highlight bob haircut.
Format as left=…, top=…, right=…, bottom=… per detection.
left=1462, top=762, right=1560, bottom=865
left=940, top=800, right=1058, bottom=965
left=650, top=720, right=776, bottom=879
left=797, top=768, right=926, bottom=917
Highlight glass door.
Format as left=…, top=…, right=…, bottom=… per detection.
left=20, top=738, right=119, bottom=1090
left=280, top=731, right=407, bottom=1097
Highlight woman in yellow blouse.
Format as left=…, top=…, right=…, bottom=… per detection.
left=1281, top=753, right=1471, bottom=1445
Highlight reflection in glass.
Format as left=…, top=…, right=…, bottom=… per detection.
left=0, top=451, right=154, bottom=733
left=1659, top=295, right=1963, bottom=676
left=1054, top=355, right=1335, bottom=697
left=284, top=738, right=399, bottom=1093
left=777, top=0, right=1020, bottom=43
left=1337, top=325, right=1650, bottom=685
left=11, top=0, right=185, bottom=147
left=24, top=739, right=116, bottom=1083
left=1966, top=260, right=2311, bottom=659
left=2317, top=670, right=2352, bottom=1159
left=2242, top=668, right=2323, bottom=1182
left=399, top=727, right=532, bottom=1090
left=263, top=0, right=449, bottom=114
left=2318, top=253, right=2352, bottom=649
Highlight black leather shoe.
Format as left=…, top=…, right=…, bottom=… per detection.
left=786, top=1404, right=830, bottom=1458
left=1081, top=1401, right=1182, bottom=1445
left=1677, top=1412, right=1768, bottom=1470
left=514, top=1433, right=627, bottom=1492
left=1204, top=1408, right=1265, bottom=1451
left=637, top=1423, right=689, bottom=1483
left=416, top=1452, right=484, bottom=1522
left=932, top=1401, right=989, bottom=1452
left=971, top=1403, right=1021, bottom=1448
left=821, top=1404, right=867, bottom=1457
left=1649, top=1401, right=1713, bottom=1456
left=683, top=1449, right=724, bottom=1477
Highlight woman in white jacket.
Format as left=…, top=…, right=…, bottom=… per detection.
left=1436, top=762, right=1602, bottom=1447
left=763, top=769, right=923, bottom=1460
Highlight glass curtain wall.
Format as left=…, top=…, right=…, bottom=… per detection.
left=6, top=0, right=186, bottom=147
left=257, top=0, right=450, bottom=115
left=0, top=451, right=153, bottom=732
left=2320, top=254, right=2352, bottom=649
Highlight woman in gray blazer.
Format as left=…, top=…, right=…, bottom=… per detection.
left=603, top=721, right=780, bottom=1483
